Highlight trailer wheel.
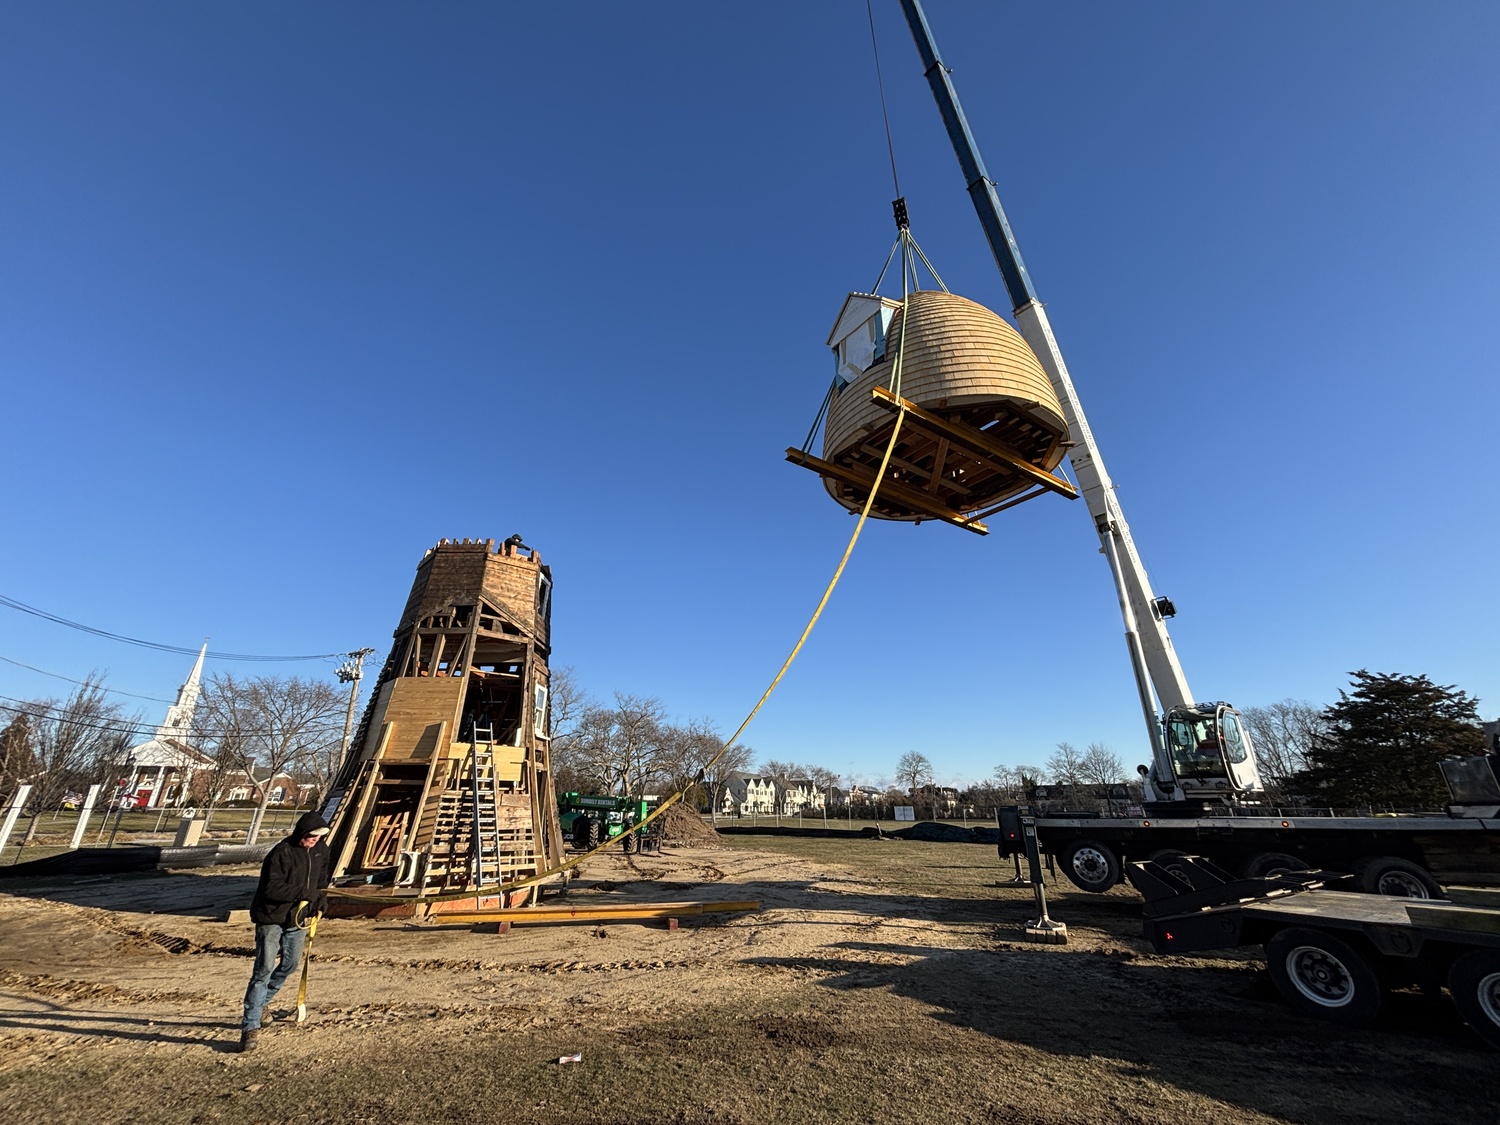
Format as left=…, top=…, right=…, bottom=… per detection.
left=1243, top=852, right=1310, bottom=879
left=1146, top=849, right=1193, bottom=886
left=1352, top=856, right=1443, bottom=899
left=1447, top=949, right=1500, bottom=1051
left=1059, top=838, right=1120, bottom=893
left=1266, top=927, right=1384, bottom=1026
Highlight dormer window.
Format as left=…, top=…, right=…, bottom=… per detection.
left=827, top=293, right=900, bottom=389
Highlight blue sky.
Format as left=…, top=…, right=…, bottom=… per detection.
left=2, top=2, right=1496, bottom=789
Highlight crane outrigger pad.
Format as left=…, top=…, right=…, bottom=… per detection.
left=787, top=385, right=1077, bottom=532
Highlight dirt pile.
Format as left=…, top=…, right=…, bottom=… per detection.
left=656, top=803, right=720, bottom=846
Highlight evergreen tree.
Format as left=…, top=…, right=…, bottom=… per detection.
left=1297, top=671, right=1484, bottom=807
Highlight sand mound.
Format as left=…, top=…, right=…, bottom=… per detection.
left=656, top=803, right=720, bottom=846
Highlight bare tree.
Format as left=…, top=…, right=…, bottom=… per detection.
left=1079, top=742, right=1126, bottom=788
left=894, top=751, right=934, bottom=809
left=570, top=693, right=668, bottom=797
left=656, top=716, right=727, bottom=805
left=760, top=759, right=801, bottom=781
left=1, top=713, right=35, bottom=798
left=301, top=716, right=351, bottom=813
left=545, top=667, right=602, bottom=794
left=704, top=737, right=753, bottom=820
left=992, top=764, right=1042, bottom=801
left=546, top=665, right=589, bottom=747
left=13, top=678, right=138, bottom=843
left=805, top=764, right=840, bottom=792
left=1241, top=699, right=1324, bottom=794
left=1047, top=742, right=1085, bottom=786
left=198, top=673, right=344, bottom=844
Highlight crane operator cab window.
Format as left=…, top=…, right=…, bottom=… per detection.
left=1219, top=710, right=1250, bottom=765
left=1167, top=713, right=1229, bottom=778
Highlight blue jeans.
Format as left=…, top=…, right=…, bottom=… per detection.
left=241, top=923, right=307, bottom=1031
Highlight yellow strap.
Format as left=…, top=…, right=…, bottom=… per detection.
left=332, top=409, right=909, bottom=908
left=294, top=912, right=319, bottom=1010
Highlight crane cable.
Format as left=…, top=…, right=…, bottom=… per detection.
left=331, top=404, right=912, bottom=909
left=801, top=4, right=940, bottom=451
left=865, top=0, right=901, bottom=200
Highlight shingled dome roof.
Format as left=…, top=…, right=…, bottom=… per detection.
left=819, top=289, right=1070, bottom=520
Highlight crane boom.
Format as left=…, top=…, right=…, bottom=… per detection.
left=897, top=0, right=1191, bottom=771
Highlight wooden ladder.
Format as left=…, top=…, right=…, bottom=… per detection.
left=423, top=732, right=502, bottom=892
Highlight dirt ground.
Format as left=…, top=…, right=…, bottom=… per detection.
left=1, top=835, right=1496, bottom=1125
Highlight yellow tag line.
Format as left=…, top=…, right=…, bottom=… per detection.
left=430, top=900, right=761, bottom=925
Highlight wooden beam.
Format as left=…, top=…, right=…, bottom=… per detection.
left=926, top=436, right=951, bottom=495
left=869, top=386, right=1079, bottom=499
left=428, top=899, right=762, bottom=925
left=968, top=486, right=1050, bottom=521
left=785, top=448, right=989, bottom=535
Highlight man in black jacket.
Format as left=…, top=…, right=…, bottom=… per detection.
left=238, top=810, right=332, bottom=1052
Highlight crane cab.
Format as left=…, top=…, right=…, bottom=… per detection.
left=1144, top=702, right=1264, bottom=808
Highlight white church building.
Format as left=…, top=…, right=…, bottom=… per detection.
left=117, top=645, right=215, bottom=809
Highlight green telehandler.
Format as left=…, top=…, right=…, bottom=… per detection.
left=556, top=792, right=655, bottom=853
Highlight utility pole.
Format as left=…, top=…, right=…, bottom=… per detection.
left=336, top=649, right=376, bottom=768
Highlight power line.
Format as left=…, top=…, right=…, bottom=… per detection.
left=0, top=654, right=176, bottom=704
left=0, top=593, right=351, bottom=662
left=0, top=698, right=344, bottom=743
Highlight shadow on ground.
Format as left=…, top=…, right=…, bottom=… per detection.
left=1, top=870, right=257, bottom=918
left=745, top=938, right=1499, bottom=1124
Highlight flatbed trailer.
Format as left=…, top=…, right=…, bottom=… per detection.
left=1126, top=855, right=1500, bottom=1050
left=999, top=806, right=1500, bottom=898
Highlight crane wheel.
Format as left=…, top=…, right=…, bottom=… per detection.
left=1352, top=855, right=1442, bottom=899
left=1265, top=927, right=1384, bottom=1027
left=1059, top=837, right=1121, bottom=893
left=1448, top=949, right=1500, bottom=1051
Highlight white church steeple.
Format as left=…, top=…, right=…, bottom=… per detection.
left=156, top=643, right=207, bottom=743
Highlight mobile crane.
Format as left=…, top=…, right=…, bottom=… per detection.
left=900, top=2, right=1499, bottom=899
left=898, top=0, right=1262, bottom=811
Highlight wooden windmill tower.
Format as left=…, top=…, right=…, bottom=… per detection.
left=324, top=537, right=563, bottom=906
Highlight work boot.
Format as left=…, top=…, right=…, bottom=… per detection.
left=238, top=1029, right=259, bottom=1054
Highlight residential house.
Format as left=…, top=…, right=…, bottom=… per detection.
left=718, top=772, right=778, bottom=816
left=776, top=778, right=826, bottom=815
left=911, top=784, right=961, bottom=815
left=217, top=767, right=317, bottom=808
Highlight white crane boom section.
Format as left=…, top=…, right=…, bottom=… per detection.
left=898, top=0, right=1193, bottom=772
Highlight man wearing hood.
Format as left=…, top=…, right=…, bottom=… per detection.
left=238, top=810, right=332, bottom=1052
